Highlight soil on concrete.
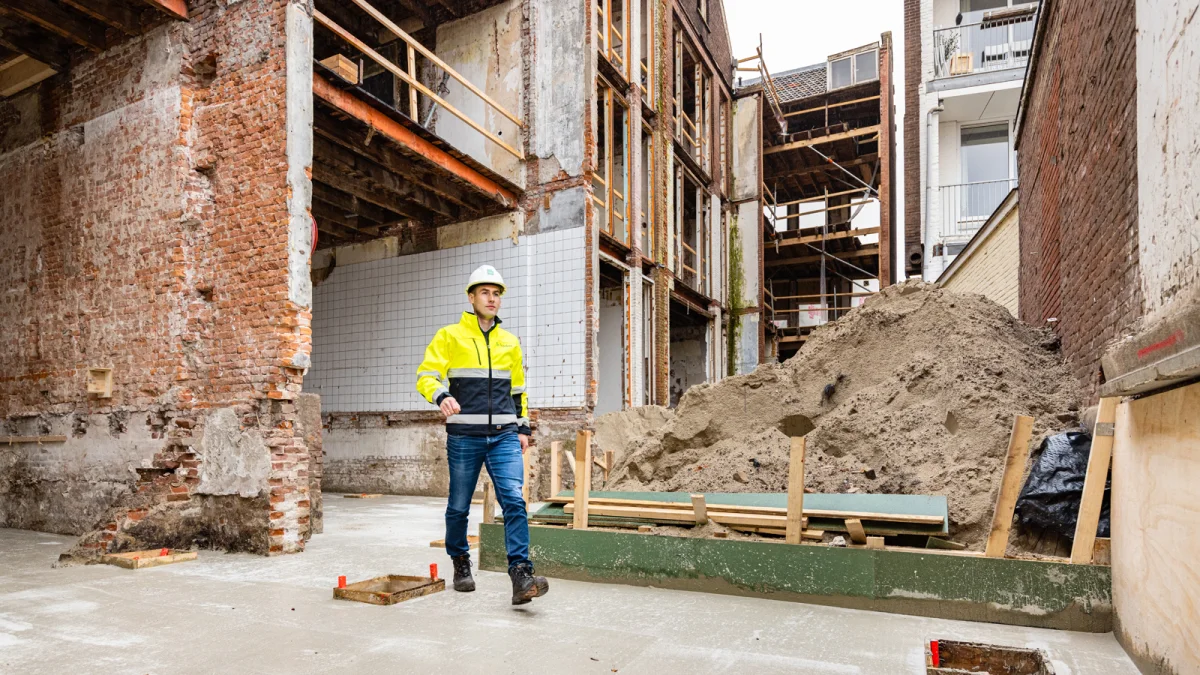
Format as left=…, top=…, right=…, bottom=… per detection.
left=600, top=282, right=1081, bottom=550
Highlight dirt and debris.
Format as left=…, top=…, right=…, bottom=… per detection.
left=601, top=282, right=1080, bottom=550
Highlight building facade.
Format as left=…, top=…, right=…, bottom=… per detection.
left=0, top=0, right=748, bottom=552
left=904, top=0, right=1037, bottom=281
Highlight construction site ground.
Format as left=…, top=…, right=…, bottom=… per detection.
left=0, top=495, right=1138, bottom=674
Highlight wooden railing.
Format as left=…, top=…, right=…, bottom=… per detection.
left=314, top=0, right=525, bottom=160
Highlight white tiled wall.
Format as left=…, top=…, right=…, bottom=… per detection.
left=307, top=228, right=587, bottom=411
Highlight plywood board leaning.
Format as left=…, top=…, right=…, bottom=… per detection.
left=985, top=414, right=1035, bottom=558
left=1071, top=398, right=1117, bottom=564
left=785, top=436, right=806, bottom=544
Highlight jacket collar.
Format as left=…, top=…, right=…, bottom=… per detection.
left=460, top=311, right=501, bottom=334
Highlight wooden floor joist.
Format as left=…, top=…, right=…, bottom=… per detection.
left=312, top=73, right=517, bottom=208
left=765, top=125, right=881, bottom=155
left=766, top=245, right=880, bottom=268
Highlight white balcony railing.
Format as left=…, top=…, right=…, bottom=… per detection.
left=938, top=179, right=1017, bottom=244
left=932, top=10, right=1036, bottom=79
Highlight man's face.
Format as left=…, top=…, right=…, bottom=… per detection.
left=469, top=284, right=503, bottom=319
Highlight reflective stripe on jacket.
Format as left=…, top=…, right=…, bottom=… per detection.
left=416, top=311, right=530, bottom=437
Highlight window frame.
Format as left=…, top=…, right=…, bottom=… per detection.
left=827, top=47, right=880, bottom=90
left=593, top=79, right=632, bottom=246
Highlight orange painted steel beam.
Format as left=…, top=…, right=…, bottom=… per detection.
left=313, top=73, right=517, bottom=209
left=140, top=0, right=187, bottom=20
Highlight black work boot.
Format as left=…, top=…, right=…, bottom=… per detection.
left=508, top=562, right=549, bottom=605
left=452, top=554, right=475, bottom=592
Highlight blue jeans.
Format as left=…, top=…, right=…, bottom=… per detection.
left=445, top=431, right=530, bottom=570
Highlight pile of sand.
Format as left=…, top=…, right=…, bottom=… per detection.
left=603, top=282, right=1080, bottom=549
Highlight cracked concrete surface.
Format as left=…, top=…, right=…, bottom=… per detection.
left=0, top=496, right=1139, bottom=674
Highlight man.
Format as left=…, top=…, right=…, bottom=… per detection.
left=416, top=265, right=549, bottom=605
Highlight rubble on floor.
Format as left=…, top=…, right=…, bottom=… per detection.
left=601, top=282, right=1081, bottom=549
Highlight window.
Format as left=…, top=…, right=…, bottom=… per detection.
left=641, top=125, right=655, bottom=257
left=672, top=30, right=709, bottom=169
left=960, top=123, right=1011, bottom=218
left=639, top=0, right=653, bottom=104
left=597, top=0, right=628, bottom=76
left=593, top=82, right=631, bottom=245
left=828, top=48, right=879, bottom=89
left=829, top=57, right=853, bottom=89
left=675, top=167, right=705, bottom=292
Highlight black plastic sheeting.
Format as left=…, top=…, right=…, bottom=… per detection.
left=1014, top=431, right=1110, bottom=540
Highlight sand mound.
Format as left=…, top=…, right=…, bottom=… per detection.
left=604, top=281, right=1080, bottom=549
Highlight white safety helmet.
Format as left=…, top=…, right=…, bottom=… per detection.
left=465, top=264, right=507, bottom=295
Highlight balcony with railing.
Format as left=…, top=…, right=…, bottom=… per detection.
left=932, top=7, right=1036, bottom=80
left=937, top=179, right=1017, bottom=249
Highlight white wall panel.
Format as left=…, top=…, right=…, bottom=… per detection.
left=307, top=228, right=587, bottom=411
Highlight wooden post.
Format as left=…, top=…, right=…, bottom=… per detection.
left=573, top=430, right=592, bottom=530
left=549, top=441, right=562, bottom=498
left=984, top=414, right=1035, bottom=558
left=1071, top=398, right=1118, bottom=564
left=690, top=494, right=708, bottom=525
left=406, top=43, right=417, bottom=119
left=604, top=449, right=614, bottom=482
left=845, top=518, right=867, bottom=545
left=482, top=481, right=494, bottom=525
left=785, top=436, right=806, bottom=544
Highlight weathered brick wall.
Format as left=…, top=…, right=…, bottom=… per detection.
left=902, top=0, right=922, bottom=277
left=1016, top=0, right=1141, bottom=401
left=0, top=0, right=313, bottom=557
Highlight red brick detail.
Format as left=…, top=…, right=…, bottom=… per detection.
left=1016, top=0, right=1142, bottom=401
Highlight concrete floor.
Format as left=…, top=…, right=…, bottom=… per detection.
left=0, top=496, right=1138, bottom=674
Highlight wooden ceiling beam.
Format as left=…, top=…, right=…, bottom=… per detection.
left=0, top=18, right=71, bottom=70
left=313, top=179, right=402, bottom=224
left=0, top=0, right=107, bottom=51
left=135, top=0, right=186, bottom=21
left=312, top=162, right=433, bottom=222
left=58, top=0, right=142, bottom=35
left=766, top=245, right=880, bottom=268
left=314, top=134, right=458, bottom=220
left=313, top=114, right=483, bottom=212
left=312, top=199, right=383, bottom=235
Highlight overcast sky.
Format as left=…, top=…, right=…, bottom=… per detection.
left=724, top=0, right=908, bottom=260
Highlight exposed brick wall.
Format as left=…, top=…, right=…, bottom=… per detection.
left=0, top=0, right=312, bottom=557
left=902, top=0, right=922, bottom=277
left=1016, top=0, right=1141, bottom=402
left=878, top=32, right=896, bottom=287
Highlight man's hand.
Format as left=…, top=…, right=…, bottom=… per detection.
left=438, top=396, right=461, bottom=419
left=519, top=434, right=530, bottom=453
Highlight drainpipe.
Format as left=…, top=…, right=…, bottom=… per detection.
left=923, top=101, right=945, bottom=281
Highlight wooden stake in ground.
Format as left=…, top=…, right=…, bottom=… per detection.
left=984, top=414, right=1035, bottom=558
left=785, top=436, right=807, bottom=544
left=1071, top=398, right=1118, bottom=564
left=691, top=494, right=708, bottom=525
left=549, top=441, right=562, bottom=497
left=482, top=481, right=494, bottom=525
left=573, top=430, right=592, bottom=530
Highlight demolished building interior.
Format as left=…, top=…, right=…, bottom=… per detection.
left=0, top=0, right=1197, bottom=671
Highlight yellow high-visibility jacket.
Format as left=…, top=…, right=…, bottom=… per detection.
left=417, top=312, right=530, bottom=437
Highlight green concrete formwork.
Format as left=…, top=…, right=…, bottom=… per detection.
left=480, top=523, right=1112, bottom=632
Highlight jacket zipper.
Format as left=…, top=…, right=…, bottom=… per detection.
left=483, top=329, right=493, bottom=427
left=472, top=340, right=481, bottom=366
